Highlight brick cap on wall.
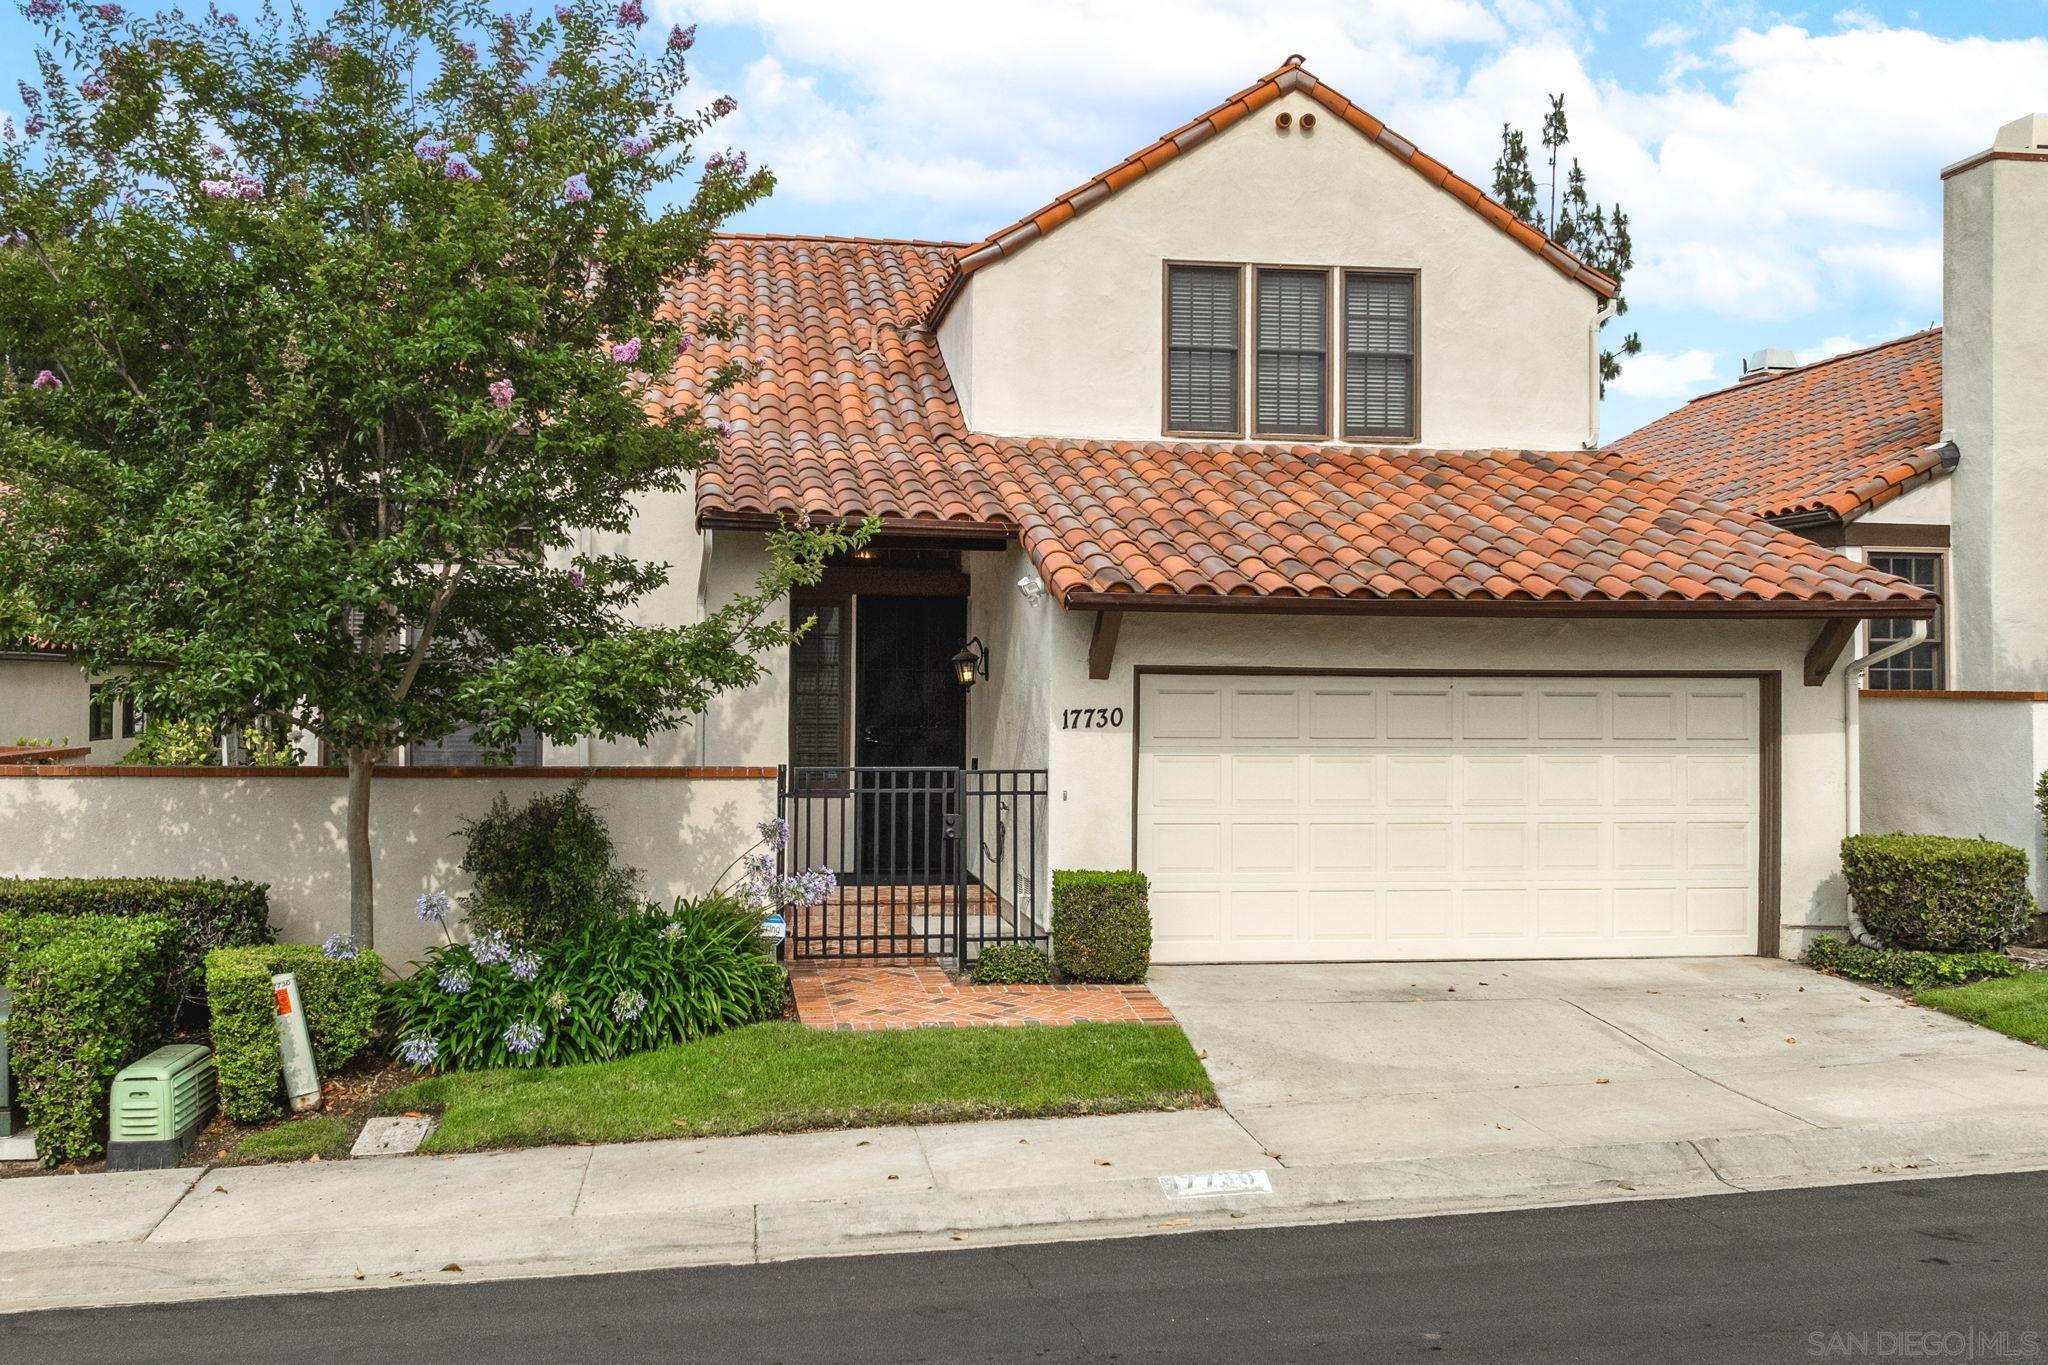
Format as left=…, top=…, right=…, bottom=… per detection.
left=0, top=765, right=779, bottom=780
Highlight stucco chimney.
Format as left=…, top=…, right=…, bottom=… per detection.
left=1942, top=114, right=2048, bottom=690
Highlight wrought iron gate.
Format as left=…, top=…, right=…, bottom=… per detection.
left=777, top=765, right=1049, bottom=968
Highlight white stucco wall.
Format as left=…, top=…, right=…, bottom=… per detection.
left=0, top=659, right=129, bottom=764
left=0, top=771, right=774, bottom=969
left=964, top=547, right=1052, bottom=774
left=1022, top=608, right=1851, bottom=958
left=1944, top=129, right=2048, bottom=692
left=1860, top=694, right=2048, bottom=904
left=940, top=89, right=1602, bottom=450
left=1860, top=475, right=1951, bottom=527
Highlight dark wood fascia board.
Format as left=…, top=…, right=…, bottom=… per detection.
left=1087, top=610, right=1124, bottom=680
left=1802, top=618, right=1860, bottom=686
left=698, top=509, right=1014, bottom=548
left=1061, top=591, right=1938, bottom=621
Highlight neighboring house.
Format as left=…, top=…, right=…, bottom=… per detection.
left=635, top=58, right=1928, bottom=964
left=1610, top=113, right=2048, bottom=899
left=0, top=642, right=136, bottom=764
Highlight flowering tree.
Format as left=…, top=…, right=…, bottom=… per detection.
left=0, top=0, right=868, bottom=946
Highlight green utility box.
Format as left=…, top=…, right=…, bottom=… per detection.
left=106, top=1044, right=217, bottom=1171
left=0, top=987, right=16, bottom=1139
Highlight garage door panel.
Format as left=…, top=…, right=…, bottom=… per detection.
left=1227, top=890, right=1299, bottom=943
left=1535, top=756, right=1602, bottom=806
left=1309, top=823, right=1377, bottom=873
left=1686, top=690, right=1752, bottom=741
left=1385, top=756, right=1453, bottom=806
left=1614, top=756, right=1679, bottom=805
left=1231, top=823, right=1299, bottom=873
left=1463, top=888, right=1530, bottom=938
left=1385, top=689, right=1454, bottom=739
left=1612, top=690, right=1680, bottom=740
left=1232, top=689, right=1301, bottom=740
left=1461, top=754, right=1530, bottom=805
left=1147, top=753, right=1222, bottom=806
left=1387, top=888, right=1455, bottom=938
left=1307, top=689, right=1378, bottom=739
left=1229, top=755, right=1300, bottom=805
left=1387, top=822, right=1453, bottom=872
left=1536, top=689, right=1603, bottom=740
left=1616, top=822, right=1679, bottom=872
left=1462, top=690, right=1531, bottom=740
left=1150, top=821, right=1224, bottom=874
left=1152, top=890, right=1223, bottom=945
left=1308, top=888, right=1380, bottom=941
left=1307, top=754, right=1375, bottom=806
left=1686, top=755, right=1754, bottom=806
left=1149, top=686, right=1223, bottom=739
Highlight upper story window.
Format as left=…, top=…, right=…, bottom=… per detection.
left=1865, top=551, right=1946, bottom=691
left=1165, top=263, right=1418, bottom=443
left=1164, top=265, right=1241, bottom=436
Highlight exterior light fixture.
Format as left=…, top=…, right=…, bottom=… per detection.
left=951, top=637, right=988, bottom=688
left=1016, top=574, right=1046, bottom=605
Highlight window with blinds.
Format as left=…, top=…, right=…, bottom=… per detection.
left=1254, top=269, right=1329, bottom=437
left=1344, top=273, right=1417, bottom=440
left=1165, top=265, right=1241, bottom=434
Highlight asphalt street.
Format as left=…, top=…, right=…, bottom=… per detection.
left=7, top=1169, right=2045, bottom=1363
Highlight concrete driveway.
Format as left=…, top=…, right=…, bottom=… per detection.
left=1150, top=957, right=2048, bottom=1167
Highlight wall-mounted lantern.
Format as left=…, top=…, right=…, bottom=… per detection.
left=951, top=637, right=989, bottom=688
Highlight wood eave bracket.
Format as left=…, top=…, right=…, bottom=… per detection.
left=1087, top=610, right=1123, bottom=681
left=1804, top=618, right=1860, bottom=687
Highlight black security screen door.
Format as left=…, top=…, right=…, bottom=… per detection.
left=855, top=595, right=967, bottom=879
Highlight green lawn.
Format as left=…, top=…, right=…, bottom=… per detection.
left=230, top=1115, right=353, bottom=1163
left=384, top=1020, right=1215, bottom=1153
left=1920, top=972, right=2048, bottom=1046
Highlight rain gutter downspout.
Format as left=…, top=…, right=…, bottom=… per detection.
left=1586, top=297, right=1619, bottom=449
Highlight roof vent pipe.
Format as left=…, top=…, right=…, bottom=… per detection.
left=1740, top=348, right=1799, bottom=382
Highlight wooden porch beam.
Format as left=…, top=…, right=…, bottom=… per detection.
left=1803, top=618, right=1860, bottom=687
left=1087, top=610, right=1123, bottom=681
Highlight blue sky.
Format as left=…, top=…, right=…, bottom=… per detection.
left=9, top=0, right=2046, bottom=437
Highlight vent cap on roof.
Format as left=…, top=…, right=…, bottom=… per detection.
left=1740, top=348, right=1799, bottom=382
left=1995, top=114, right=2048, bottom=151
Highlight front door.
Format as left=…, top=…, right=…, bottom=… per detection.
left=855, top=596, right=967, bottom=880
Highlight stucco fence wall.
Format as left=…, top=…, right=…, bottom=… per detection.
left=1860, top=693, right=2048, bottom=905
left=0, top=766, right=776, bottom=970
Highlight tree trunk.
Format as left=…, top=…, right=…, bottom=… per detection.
left=346, top=747, right=376, bottom=948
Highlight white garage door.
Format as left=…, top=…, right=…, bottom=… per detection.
left=1137, top=674, right=1761, bottom=962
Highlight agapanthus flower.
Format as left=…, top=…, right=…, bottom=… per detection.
left=610, top=336, right=641, bottom=364
left=661, top=920, right=684, bottom=942
left=617, top=133, right=653, bottom=158
left=438, top=965, right=474, bottom=994
left=616, top=0, right=645, bottom=26
left=322, top=932, right=359, bottom=961
left=562, top=171, right=590, bottom=202
left=545, top=989, right=569, bottom=1012
left=80, top=74, right=109, bottom=101
left=31, top=370, right=60, bottom=390
left=788, top=865, right=838, bottom=908
left=666, top=22, right=694, bottom=52
left=757, top=816, right=790, bottom=847
left=510, top=950, right=541, bottom=982
left=611, top=990, right=647, bottom=1023
left=504, top=1020, right=545, bottom=1054
left=469, top=929, right=511, bottom=967
left=414, top=135, right=450, bottom=164
left=417, top=889, right=453, bottom=922
left=398, top=1034, right=440, bottom=1067
left=25, top=0, right=59, bottom=18
left=442, top=151, right=481, bottom=182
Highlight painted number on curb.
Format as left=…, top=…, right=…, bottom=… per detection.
left=1158, top=1169, right=1274, bottom=1200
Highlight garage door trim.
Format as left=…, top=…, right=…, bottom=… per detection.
left=1129, top=667, right=1782, bottom=955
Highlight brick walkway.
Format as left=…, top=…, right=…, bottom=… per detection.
left=789, top=962, right=1177, bottom=1031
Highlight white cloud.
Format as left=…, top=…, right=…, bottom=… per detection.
left=1795, top=334, right=1869, bottom=364
left=1645, top=23, right=1693, bottom=47
left=1818, top=238, right=1942, bottom=301
left=1605, top=347, right=1722, bottom=400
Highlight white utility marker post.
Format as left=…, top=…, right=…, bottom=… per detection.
left=271, top=972, right=323, bottom=1113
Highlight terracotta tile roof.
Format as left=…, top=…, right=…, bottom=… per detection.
left=664, top=235, right=1931, bottom=617
left=1605, top=329, right=1948, bottom=525
left=931, top=57, right=1618, bottom=322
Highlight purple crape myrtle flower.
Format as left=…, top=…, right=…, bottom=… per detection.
left=417, top=889, right=453, bottom=922
left=95, top=3, right=123, bottom=20
left=23, top=114, right=45, bottom=137
left=504, top=1020, right=545, bottom=1055
left=553, top=3, right=572, bottom=18
left=566, top=567, right=585, bottom=589
left=510, top=950, right=541, bottom=982
left=80, top=74, right=109, bottom=101
left=398, top=1034, right=440, bottom=1067
left=470, top=928, right=512, bottom=967
left=17, top=81, right=39, bottom=108
left=438, top=965, right=475, bottom=994
left=512, top=134, right=529, bottom=151
left=455, top=40, right=477, bottom=61
left=617, top=133, right=653, bottom=158
left=1, top=229, right=29, bottom=249
left=414, top=135, right=451, bottom=164
left=609, top=336, right=641, bottom=364
left=25, top=0, right=59, bottom=19
left=31, top=370, right=60, bottom=390
left=676, top=333, right=694, bottom=354
left=711, top=418, right=732, bottom=437
left=667, top=22, right=695, bottom=52
left=442, top=151, right=481, bottom=182
left=199, top=170, right=264, bottom=200
left=489, top=377, right=515, bottom=409
left=616, top=0, right=645, bottom=27
left=709, top=94, right=737, bottom=118
left=611, top=990, right=646, bottom=1023
left=562, top=171, right=590, bottom=202
left=309, top=36, right=338, bottom=61
left=206, top=142, right=227, bottom=160
left=322, top=932, right=359, bottom=961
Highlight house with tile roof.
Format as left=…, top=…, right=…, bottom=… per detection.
left=1609, top=113, right=2048, bottom=900
left=619, top=57, right=1944, bottom=966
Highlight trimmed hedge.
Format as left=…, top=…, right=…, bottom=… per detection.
left=0, top=913, right=181, bottom=1165
left=205, top=944, right=385, bottom=1124
left=1052, top=871, right=1151, bottom=984
left=1805, top=936, right=2026, bottom=990
left=0, top=877, right=271, bottom=1007
left=972, top=943, right=1054, bottom=985
left=1841, top=834, right=2036, bottom=952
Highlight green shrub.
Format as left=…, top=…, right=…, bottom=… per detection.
left=972, top=943, right=1054, bottom=985
left=120, top=717, right=219, bottom=765
left=0, top=914, right=180, bottom=1164
left=455, top=783, right=640, bottom=940
left=1805, top=936, right=2026, bottom=990
left=386, top=895, right=786, bottom=1072
left=1841, top=834, right=2036, bottom=952
left=0, top=877, right=271, bottom=1008
left=1052, top=870, right=1152, bottom=984
left=205, top=943, right=385, bottom=1123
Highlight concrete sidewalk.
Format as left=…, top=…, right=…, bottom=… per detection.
left=9, top=1099, right=2048, bottom=1314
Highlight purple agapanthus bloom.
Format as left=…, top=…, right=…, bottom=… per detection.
left=510, top=950, right=540, bottom=982
left=489, top=377, right=515, bottom=409
left=398, top=1034, right=440, bottom=1067
left=31, top=370, right=60, bottom=390
left=438, top=965, right=474, bottom=994
left=417, top=889, right=453, bottom=922
left=504, top=1020, right=545, bottom=1054
left=616, top=0, right=645, bottom=26
left=562, top=171, right=590, bottom=202
left=610, top=336, right=641, bottom=364
left=666, top=22, right=695, bottom=52
left=470, top=929, right=512, bottom=967
left=757, top=816, right=790, bottom=848
left=611, top=990, right=646, bottom=1023
left=442, top=151, right=481, bottom=182
left=617, top=133, right=653, bottom=158
left=414, top=135, right=450, bottom=164
left=322, top=932, right=359, bottom=961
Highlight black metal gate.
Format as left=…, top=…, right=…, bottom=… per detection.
left=777, top=765, right=1048, bottom=968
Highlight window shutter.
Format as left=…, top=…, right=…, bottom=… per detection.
left=1344, top=274, right=1416, bottom=439
left=1255, top=271, right=1328, bottom=436
left=1166, top=266, right=1240, bottom=433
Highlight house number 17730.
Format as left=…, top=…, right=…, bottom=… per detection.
left=1060, top=707, right=1125, bottom=731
